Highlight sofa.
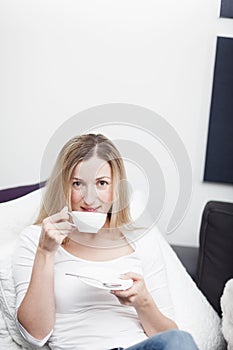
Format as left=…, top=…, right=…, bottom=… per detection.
left=0, top=183, right=232, bottom=349
left=172, top=200, right=233, bottom=319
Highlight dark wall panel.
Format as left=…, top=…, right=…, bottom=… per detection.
left=220, top=0, right=233, bottom=18
left=204, top=37, right=233, bottom=184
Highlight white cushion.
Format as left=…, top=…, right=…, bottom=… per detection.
left=0, top=189, right=225, bottom=349
left=0, top=190, right=50, bottom=349
left=221, top=278, right=233, bottom=350
left=0, top=189, right=42, bottom=259
left=0, top=305, right=22, bottom=350
left=156, top=233, right=225, bottom=349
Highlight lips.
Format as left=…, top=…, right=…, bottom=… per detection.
left=80, top=207, right=100, bottom=212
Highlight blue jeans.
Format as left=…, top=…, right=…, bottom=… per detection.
left=111, top=329, right=199, bottom=350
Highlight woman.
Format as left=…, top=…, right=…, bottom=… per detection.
left=13, top=134, right=198, bottom=350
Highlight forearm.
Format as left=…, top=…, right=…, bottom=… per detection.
left=17, top=247, right=56, bottom=340
left=135, top=295, right=178, bottom=337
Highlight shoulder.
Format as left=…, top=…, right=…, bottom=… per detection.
left=17, top=224, right=41, bottom=247
left=124, top=225, right=163, bottom=254
left=137, top=225, right=162, bottom=247
left=131, top=226, right=166, bottom=272
left=12, top=225, right=41, bottom=264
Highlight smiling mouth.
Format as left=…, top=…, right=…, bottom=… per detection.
left=80, top=207, right=100, bottom=212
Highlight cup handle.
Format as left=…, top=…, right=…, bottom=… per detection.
left=66, top=211, right=76, bottom=227
left=66, top=221, right=76, bottom=228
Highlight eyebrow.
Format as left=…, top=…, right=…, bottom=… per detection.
left=72, top=176, right=111, bottom=180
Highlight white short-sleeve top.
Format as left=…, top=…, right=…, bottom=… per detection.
left=12, top=225, right=174, bottom=350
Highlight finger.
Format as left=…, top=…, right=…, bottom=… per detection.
left=115, top=297, right=131, bottom=306
left=48, top=234, right=66, bottom=246
left=47, top=229, right=69, bottom=244
left=112, top=289, right=134, bottom=299
left=44, top=221, right=74, bottom=231
left=44, top=210, right=70, bottom=224
left=57, top=234, right=68, bottom=245
left=61, top=206, right=68, bottom=213
left=58, top=229, right=70, bottom=237
left=42, top=228, right=70, bottom=239
left=120, top=272, right=143, bottom=281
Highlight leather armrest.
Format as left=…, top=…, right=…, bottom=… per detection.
left=171, top=245, right=199, bottom=282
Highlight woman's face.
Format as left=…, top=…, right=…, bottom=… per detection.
left=71, top=156, right=113, bottom=214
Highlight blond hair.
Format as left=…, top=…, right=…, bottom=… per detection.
left=35, top=134, right=131, bottom=228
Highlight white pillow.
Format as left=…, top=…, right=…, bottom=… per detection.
left=156, top=231, right=225, bottom=350
left=0, top=257, right=50, bottom=350
left=220, top=278, right=233, bottom=350
left=0, top=307, right=21, bottom=350
left=0, top=189, right=42, bottom=259
left=0, top=189, right=49, bottom=349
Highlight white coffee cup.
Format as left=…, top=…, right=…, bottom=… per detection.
left=70, top=211, right=107, bottom=233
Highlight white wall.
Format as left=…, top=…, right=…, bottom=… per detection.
left=1, top=0, right=233, bottom=246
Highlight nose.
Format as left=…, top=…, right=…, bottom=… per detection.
left=82, top=184, right=97, bottom=205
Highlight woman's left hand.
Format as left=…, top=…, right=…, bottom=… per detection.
left=111, top=272, right=153, bottom=310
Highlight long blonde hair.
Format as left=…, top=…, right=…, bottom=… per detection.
left=35, top=134, right=131, bottom=228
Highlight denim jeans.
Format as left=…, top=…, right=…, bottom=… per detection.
left=111, top=329, right=199, bottom=350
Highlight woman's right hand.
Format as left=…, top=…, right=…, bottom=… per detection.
left=39, top=207, right=73, bottom=253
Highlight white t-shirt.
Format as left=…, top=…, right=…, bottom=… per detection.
left=12, top=225, right=174, bottom=350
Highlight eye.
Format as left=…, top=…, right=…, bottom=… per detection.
left=97, top=180, right=109, bottom=188
left=72, top=181, right=82, bottom=188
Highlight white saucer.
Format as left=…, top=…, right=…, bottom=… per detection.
left=72, top=266, right=133, bottom=291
